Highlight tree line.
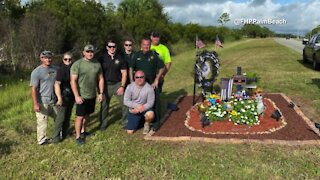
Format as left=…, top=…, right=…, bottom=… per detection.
left=0, top=0, right=275, bottom=72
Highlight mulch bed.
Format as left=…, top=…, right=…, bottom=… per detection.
left=145, top=94, right=320, bottom=145
left=185, top=98, right=286, bottom=135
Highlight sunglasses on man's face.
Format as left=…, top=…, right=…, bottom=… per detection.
left=124, top=44, right=132, bottom=47
left=86, top=51, right=94, bottom=53
left=135, top=76, right=144, bottom=79
left=63, top=58, right=72, bottom=61
left=108, top=45, right=116, bottom=48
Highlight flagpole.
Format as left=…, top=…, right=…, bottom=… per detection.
left=193, top=35, right=198, bottom=105
left=215, top=35, right=217, bottom=51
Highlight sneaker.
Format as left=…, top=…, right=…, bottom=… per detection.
left=75, top=138, right=85, bottom=145
left=39, top=139, right=51, bottom=145
left=143, top=122, right=150, bottom=135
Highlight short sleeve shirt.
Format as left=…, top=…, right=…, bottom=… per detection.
left=70, top=58, right=102, bottom=99
left=131, top=50, right=165, bottom=84
left=30, top=65, right=57, bottom=104
left=123, top=51, right=135, bottom=69
left=98, top=53, right=127, bottom=83
left=150, top=44, right=171, bottom=64
left=56, top=64, right=73, bottom=98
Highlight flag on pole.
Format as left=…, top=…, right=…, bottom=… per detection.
left=215, top=35, right=223, bottom=48
left=196, top=38, right=206, bottom=49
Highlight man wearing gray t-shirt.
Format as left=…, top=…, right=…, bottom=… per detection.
left=30, top=50, right=57, bottom=145
left=124, top=70, right=155, bottom=134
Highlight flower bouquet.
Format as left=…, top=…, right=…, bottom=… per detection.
left=198, top=93, right=260, bottom=126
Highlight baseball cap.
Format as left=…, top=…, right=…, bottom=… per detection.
left=40, top=50, right=54, bottom=58
left=84, top=44, right=95, bottom=52
left=151, top=31, right=160, bottom=37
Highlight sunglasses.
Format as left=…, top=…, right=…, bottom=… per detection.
left=86, top=51, right=94, bottom=53
left=124, top=44, right=132, bottom=47
left=135, top=76, right=144, bottom=79
left=63, top=58, right=72, bottom=61
left=107, top=45, right=116, bottom=48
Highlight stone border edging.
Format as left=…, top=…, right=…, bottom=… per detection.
left=184, top=98, right=287, bottom=135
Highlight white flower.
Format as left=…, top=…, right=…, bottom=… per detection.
left=234, top=102, right=237, bottom=105
left=254, top=112, right=257, bottom=115
left=241, top=101, right=244, bottom=104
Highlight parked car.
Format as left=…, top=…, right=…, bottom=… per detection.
left=302, top=33, right=320, bottom=70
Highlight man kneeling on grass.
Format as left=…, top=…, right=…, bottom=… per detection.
left=124, top=70, right=155, bottom=134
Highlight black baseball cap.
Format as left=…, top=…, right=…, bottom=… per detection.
left=151, top=31, right=160, bottom=37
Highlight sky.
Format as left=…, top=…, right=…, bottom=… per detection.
left=22, top=0, right=320, bottom=35
left=101, top=0, right=319, bottom=35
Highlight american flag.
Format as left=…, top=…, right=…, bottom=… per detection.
left=215, top=35, right=223, bottom=48
left=196, top=38, right=206, bottom=49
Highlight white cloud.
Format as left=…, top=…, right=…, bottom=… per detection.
left=163, top=0, right=320, bottom=34
left=91, top=0, right=320, bottom=34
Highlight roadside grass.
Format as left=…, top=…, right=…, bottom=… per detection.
left=0, top=39, right=320, bottom=179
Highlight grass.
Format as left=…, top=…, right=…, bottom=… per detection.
left=0, top=38, right=320, bottom=179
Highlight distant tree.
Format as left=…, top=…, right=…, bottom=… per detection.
left=0, top=0, right=25, bottom=72
left=241, top=24, right=274, bottom=38
left=305, top=25, right=320, bottom=38
left=217, top=12, right=230, bottom=26
left=16, top=10, right=63, bottom=69
left=183, top=23, right=204, bottom=42
left=118, top=0, right=170, bottom=43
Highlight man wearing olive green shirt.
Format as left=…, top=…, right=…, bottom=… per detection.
left=70, top=44, right=104, bottom=145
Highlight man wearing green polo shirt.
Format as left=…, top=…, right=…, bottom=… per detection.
left=130, top=38, right=165, bottom=133
left=71, top=44, right=104, bottom=145
left=150, top=31, right=171, bottom=93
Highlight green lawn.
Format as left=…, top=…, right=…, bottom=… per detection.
left=0, top=38, right=319, bottom=179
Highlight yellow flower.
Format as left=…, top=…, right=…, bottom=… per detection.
left=230, top=110, right=238, bottom=116
left=210, top=94, right=220, bottom=99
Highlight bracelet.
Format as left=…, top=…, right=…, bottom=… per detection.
left=120, top=85, right=124, bottom=88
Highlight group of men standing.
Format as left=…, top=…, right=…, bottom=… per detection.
left=30, top=31, right=171, bottom=145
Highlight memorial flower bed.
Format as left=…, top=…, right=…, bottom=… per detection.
left=198, top=94, right=260, bottom=126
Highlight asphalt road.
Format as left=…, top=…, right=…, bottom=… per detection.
left=274, top=38, right=305, bottom=54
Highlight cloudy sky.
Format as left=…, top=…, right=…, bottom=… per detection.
left=103, top=0, right=319, bottom=35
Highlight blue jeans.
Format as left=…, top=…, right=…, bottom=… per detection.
left=127, top=110, right=153, bottom=130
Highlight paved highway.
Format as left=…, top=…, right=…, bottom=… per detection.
left=274, top=38, right=305, bottom=54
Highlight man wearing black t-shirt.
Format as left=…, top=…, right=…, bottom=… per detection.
left=99, top=40, right=128, bottom=130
